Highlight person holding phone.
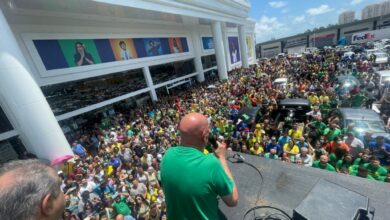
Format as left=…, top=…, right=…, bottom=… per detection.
left=161, top=113, right=238, bottom=220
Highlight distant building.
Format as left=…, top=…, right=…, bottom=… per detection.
left=362, top=1, right=390, bottom=20
left=339, top=11, right=355, bottom=24
left=382, top=0, right=390, bottom=16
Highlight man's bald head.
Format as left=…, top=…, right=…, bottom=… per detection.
left=179, top=113, right=209, bottom=149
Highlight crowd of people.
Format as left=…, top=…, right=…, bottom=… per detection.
left=57, top=48, right=390, bottom=220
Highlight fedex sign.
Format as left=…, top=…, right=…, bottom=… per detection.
left=351, top=29, right=390, bottom=44
left=352, top=33, right=375, bottom=42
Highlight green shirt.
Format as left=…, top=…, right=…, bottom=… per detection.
left=364, top=163, right=388, bottom=180
left=348, top=165, right=375, bottom=180
left=324, top=128, right=341, bottom=142
left=161, top=146, right=234, bottom=220
left=312, top=160, right=336, bottom=172
left=313, top=121, right=327, bottom=135
left=351, top=94, right=366, bottom=107
left=264, top=153, right=278, bottom=160
left=112, top=196, right=132, bottom=216
left=336, top=159, right=352, bottom=172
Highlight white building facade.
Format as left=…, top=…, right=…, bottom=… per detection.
left=339, top=11, right=355, bottom=25
left=362, top=1, right=390, bottom=20
left=0, top=0, right=256, bottom=163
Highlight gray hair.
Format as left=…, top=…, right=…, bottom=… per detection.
left=0, top=159, right=62, bottom=220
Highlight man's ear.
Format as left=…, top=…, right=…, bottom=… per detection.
left=41, top=193, right=54, bottom=217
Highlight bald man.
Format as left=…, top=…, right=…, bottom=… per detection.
left=161, top=113, right=238, bottom=220
left=0, top=159, right=66, bottom=220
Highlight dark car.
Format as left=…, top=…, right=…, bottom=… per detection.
left=237, top=107, right=262, bottom=124
left=275, top=98, right=311, bottom=125
left=330, top=108, right=390, bottom=142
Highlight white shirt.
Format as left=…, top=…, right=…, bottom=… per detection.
left=344, top=137, right=364, bottom=157
left=121, top=49, right=131, bottom=60
left=232, top=50, right=238, bottom=63
left=296, top=153, right=313, bottom=167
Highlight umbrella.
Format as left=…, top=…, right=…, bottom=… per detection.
left=207, top=85, right=216, bottom=89
left=51, top=154, right=74, bottom=166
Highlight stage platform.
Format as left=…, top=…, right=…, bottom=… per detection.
left=219, top=153, right=390, bottom=220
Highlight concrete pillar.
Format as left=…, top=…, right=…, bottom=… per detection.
left=221, top=22, right=231, bottom=71
left=238, top=25, right=249, bottom=68
left=190, top=30, right=205, bottom=82
left=143, top=66, right=158, bottom=101
left=0, top=9, right=73, bottom=163
left=211, top=21, right=228, bottom=80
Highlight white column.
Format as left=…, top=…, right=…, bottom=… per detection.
left=190, top=30, right=205, bottom=82
left=212, top=21, right=228, bottom=80
left=143, top=66, right=158, bottom=101
left=221, top=22, right=231, bottom=71
left=238, top=25, right=249, bottom=68
left=0, top=9, right=73, bottom=163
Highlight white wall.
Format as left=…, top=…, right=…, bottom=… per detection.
left=261, top=42, right=281, bottom=58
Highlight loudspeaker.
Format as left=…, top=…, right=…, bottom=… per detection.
left=293, top=179, right=374, bottom=220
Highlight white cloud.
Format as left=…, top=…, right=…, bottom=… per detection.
left=269, top=1, right=287, bottom=8
left=306, top=5, right=334, bottom=16
left=351, top=0, right=363, bottom=5
left=255, top=16, right=287, bottom=42
left=337, top=8, right=346, bottom=14
left=293, top=15, right=305, bottom=23
left=255, top=16, right=284, bottom=33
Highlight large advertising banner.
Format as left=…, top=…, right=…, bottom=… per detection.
left=109, top=39, right=137, bottom=61
left=202, top=37, right=214, bottom=50
left=351, top=29, right=390, bottom=44
left=228, top=36, right=240, bottom=64
left=33, top=37, right=189, bottom=71
left=309, top=33, right=336, bottom=48
left=58, top=40, right=102, bottom=67
left=168, top=37, right=184, bottom=53
left=143, top=38, right=163, bottom=56
left=246, top=36, right=254, bottom=58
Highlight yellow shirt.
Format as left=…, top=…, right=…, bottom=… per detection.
left=308, top=95, right=319, bottom=105
left=319, top=95, right=330, bottom=103
left=288, top=129, right=302, bottom=140
left=254, top=129, right=264, bottom=141
left=250, top=147, right=264, bottom=156
left=248, top=137, right=257, bottom=148
left=111, top=142, right=122, bottom=150
left=283, top=143, right=300, bottom=155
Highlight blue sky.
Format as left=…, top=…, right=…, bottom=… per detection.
left=249, top=0, right=386, bottom=43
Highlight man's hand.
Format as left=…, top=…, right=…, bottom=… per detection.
left=214, top=141, right=227, bottom=159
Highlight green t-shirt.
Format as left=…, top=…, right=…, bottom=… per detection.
left=364, top=163, right=388, bottom=180
left=319, top=103, right=331, bottom=117
left=112, top=196, right=132, bottom=216
left=312, top=160, right=336, bottom=172
left=351, top=94, right=366, bottom=107
left=349, top=165, right=376, bottom=180
left=324, top=128, right=341, bottom=142
left=336, top=159, right=352, bottom=172
left=264, top=153, right=278, bottom=160
left=313, top=121, right=327, bottom=135
left=161, top=146, right=234, bottom=220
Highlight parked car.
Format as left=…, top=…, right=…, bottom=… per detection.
left=330, top=108, right=390, bottom=142
left=375, top=70, right=390, bottom=86
left=336, top=75, right=359, bottom=91
left=373, top=52, right=389, bottom=64
left=237, top=106, right=262, bottom=124
left=274, top=98, right=311, bottom=127
left=273, top=77, right=288, bottom=89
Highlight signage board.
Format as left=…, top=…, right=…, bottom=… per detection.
left=351, top=29, right=390, bottom=44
